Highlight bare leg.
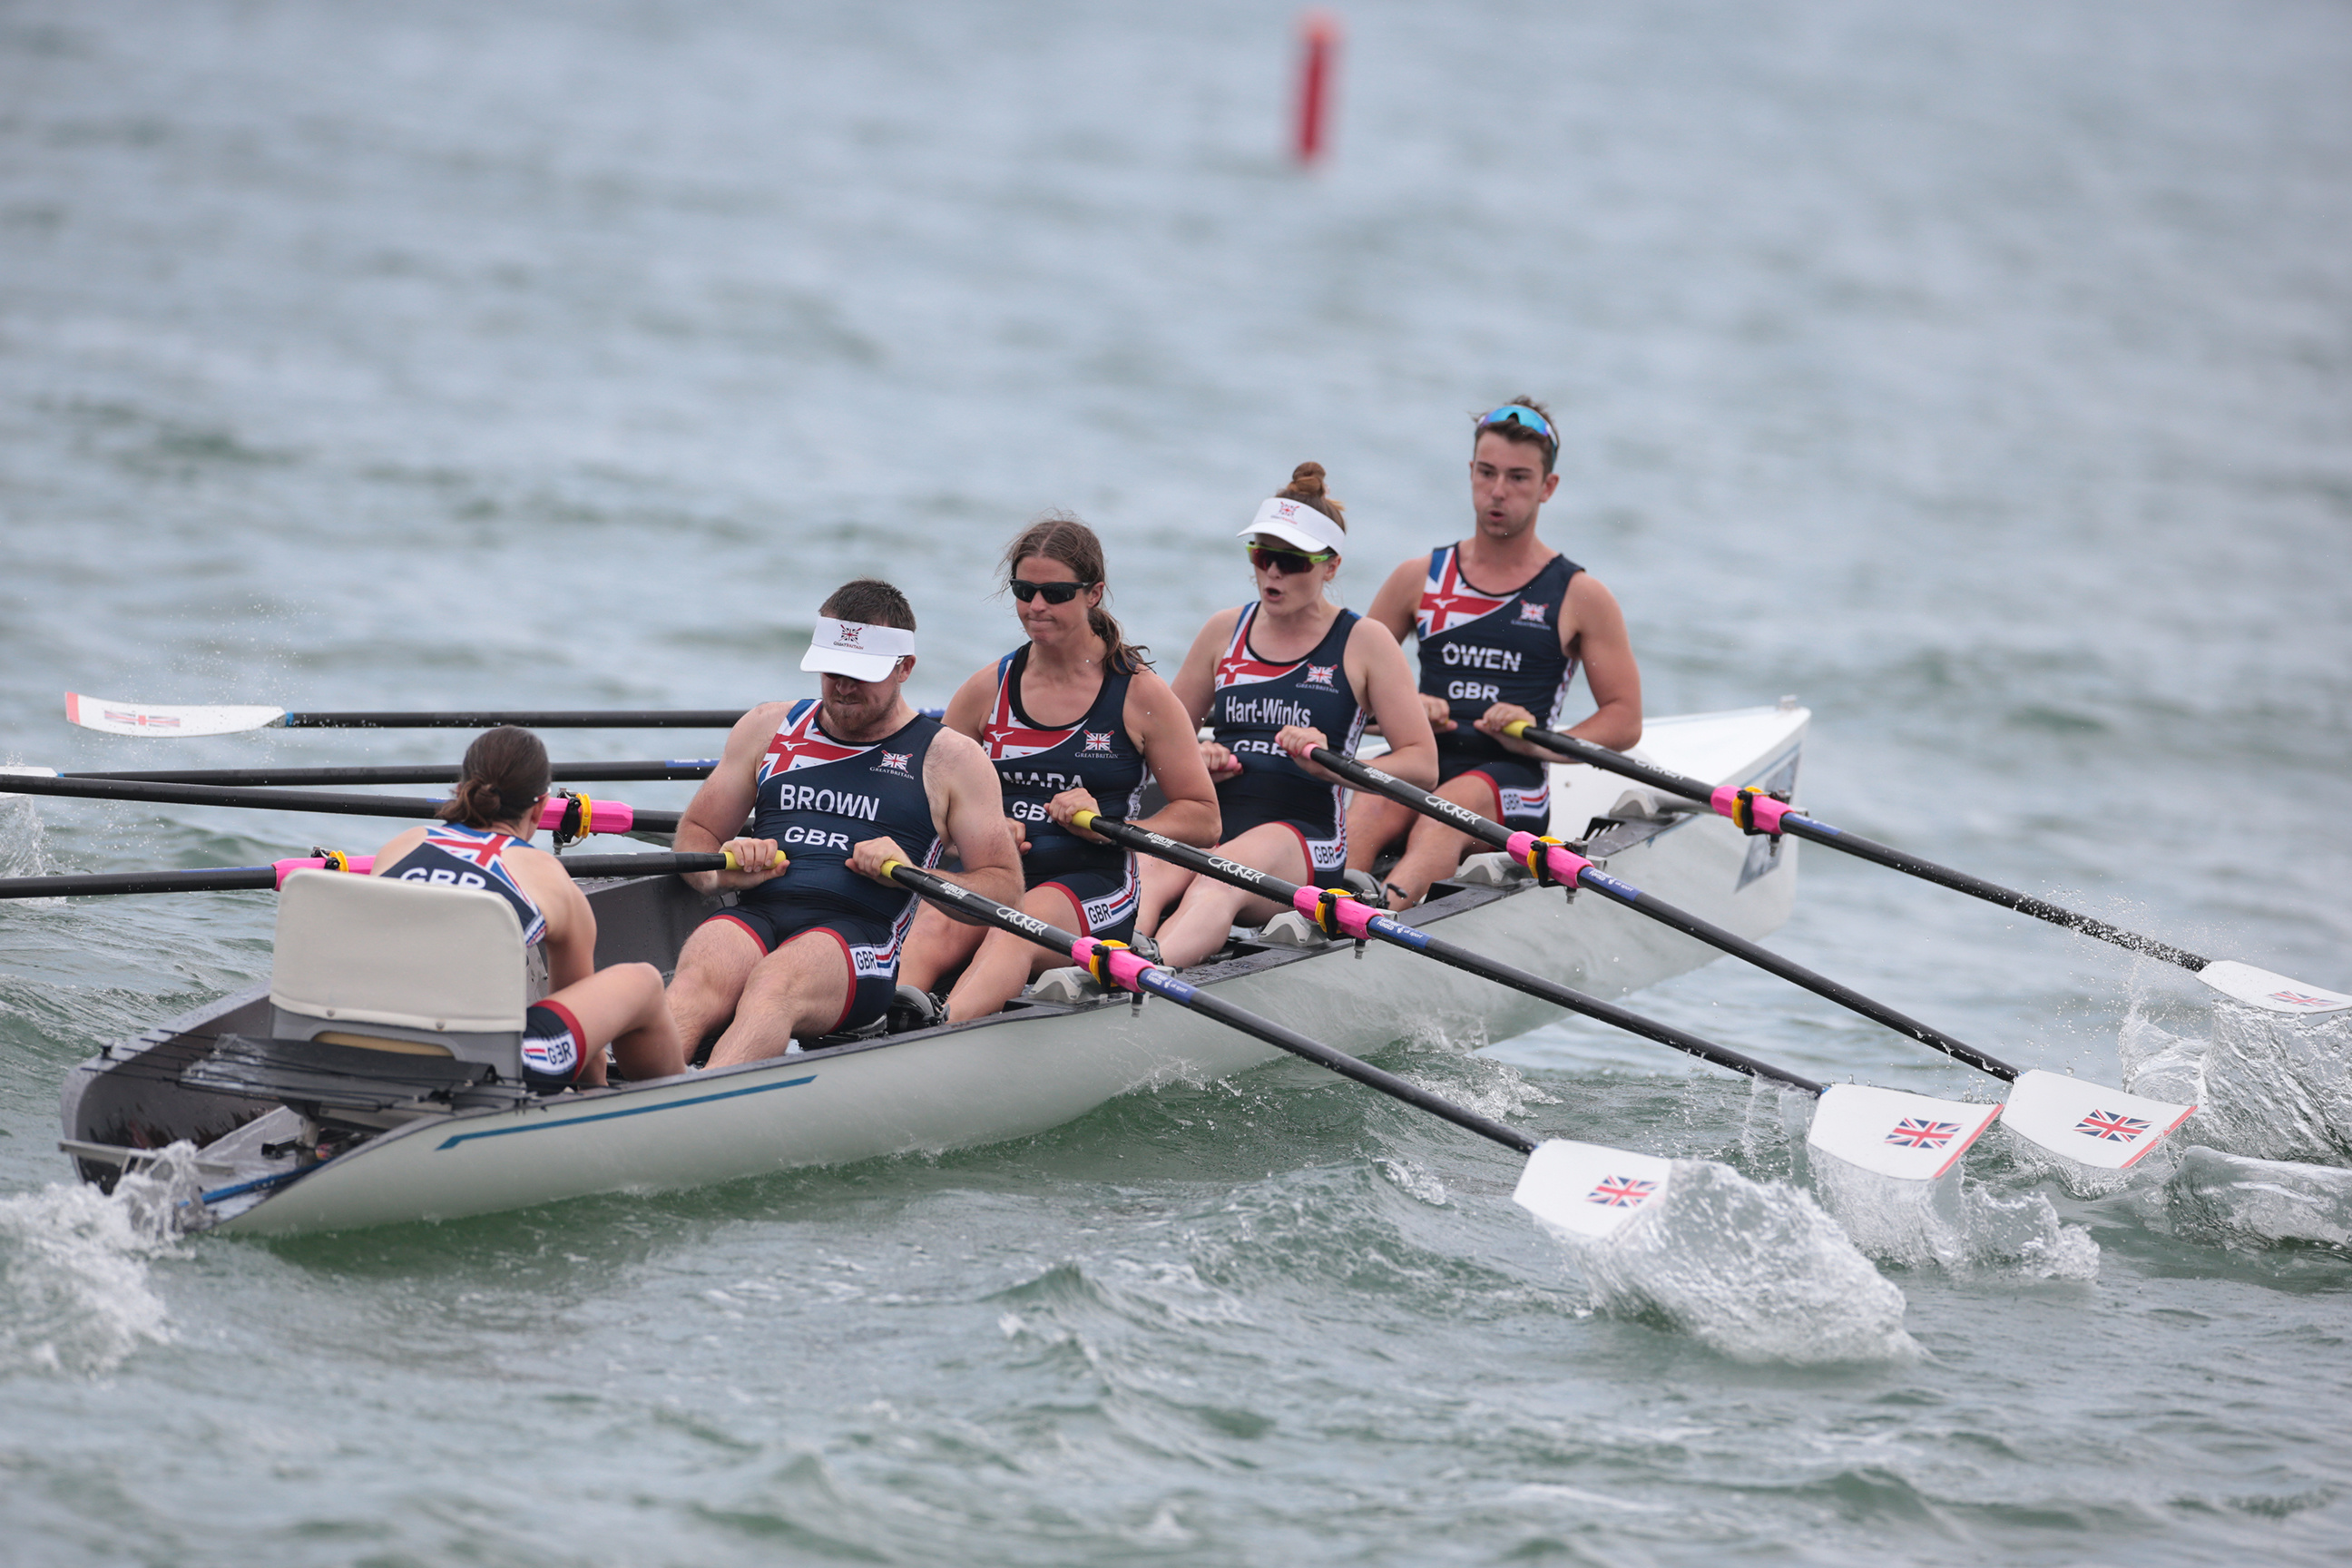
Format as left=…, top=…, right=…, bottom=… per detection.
left=943, top=884, right=1088, bottom=1023
left=704, top=930, right=855, bottom=1068
left=1383, top=773, right=1503, bottom=907
left=1345, top=791, right=1416, bottom=873
left=666, top=918, right=763, bottom=1058
left=896, top=899, right=985, bottom=994
left=1132, top=855, right=1194, bottom=939
left=544, top=962, right=685, bottom=1086
left=1152, top=822, right=1315, bottom=969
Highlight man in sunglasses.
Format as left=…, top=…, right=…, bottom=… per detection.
left=1346, top=398, right=1643, bottom=906
left=663, top=578, right=1024, bottom=1064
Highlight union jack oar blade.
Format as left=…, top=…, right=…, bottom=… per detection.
left=64, top=693, right=288, bottom=738
left=1513, top=1140, right=1675, bottom=1240
left=1996, top=1069, right=2196, bottom=1171
left=2193, top=960, right=2352, bottom=1018
left=1804, top=1083, right=2003, bottom=1181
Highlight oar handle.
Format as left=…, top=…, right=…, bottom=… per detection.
left=1071, top=810, right=1825, bottom=1093
left=1307, top=744, right=2022, bottom=1082
left=876, top=858, right=1539, bottom=1155
left=0, top=850, right=731, bottom=900
left=3, top=772, right=683, bottom=837
left=1500, top=720, right=2213, bottom=974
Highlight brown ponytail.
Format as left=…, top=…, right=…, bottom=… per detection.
left=1000, top=511, right=1152, bottom=674
left=1276, top=462, right=1347, bottom=531
left=438, top=726, right=551, bottom=829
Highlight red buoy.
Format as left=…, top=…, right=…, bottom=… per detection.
left=1295, top=10, right=1340, bottom=167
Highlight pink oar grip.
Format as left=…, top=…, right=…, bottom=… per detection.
left=271, top=855, right=375, bottom=888
left=1070, top=936, right=1158, bottom=993
left=537, top=799, right=635, bottom=834
left=1710, top=785, right=1788, bottom=834
left=1504, top=830, right=1591, bottom=887
left=1289, top=884, right=1377, bottom=937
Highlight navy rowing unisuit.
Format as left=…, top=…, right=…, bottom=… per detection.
left=1413, top=545, right=1581, bottom=836
left=707, top=701, right=946, bottom=1034
left=1209, top=603, right=1366, bottom=873
left=981, top=646, right=1147, bottom=939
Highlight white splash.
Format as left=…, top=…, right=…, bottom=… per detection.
left=2154, top=1145, right=2352, bottom=1254
left=1559, top=1159, right=1917, bottom=1365
left=1808, top=1151, right=2100, bottom=1279
left=2122, top=1004, right=2352, bottom=1165
left=0, top=1146, right=200, bottom=1375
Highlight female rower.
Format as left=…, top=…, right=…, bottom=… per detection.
left=367, top=726, right=687, bottom=1090
left=896, top=513, right=1221, bottom=1022
left=1136, top=463, right=1438, bottom=968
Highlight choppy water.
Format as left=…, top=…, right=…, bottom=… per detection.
left=3, top=0, right=2349, bottom=1562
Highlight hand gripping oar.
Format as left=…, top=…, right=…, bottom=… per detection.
left=1310, top=745, right=2195, bottom=1171
left=0, top=772, right=681, bottom=840
left=877, top=857, right=1674, bottom=1240
left=1498, top=719, right=2351, bottom=1020
left=0, top=850, right=733, bottom=900
left=63, top=693, right=747, bottom=737
left=2, top=760, right=718, bottom=788
left=1069, top=809, right=2002, bottom=1181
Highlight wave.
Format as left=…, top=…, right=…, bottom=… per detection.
left=0, top=1145, right=199, bottom=1376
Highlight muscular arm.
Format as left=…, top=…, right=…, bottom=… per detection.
left=1123, top=669, right=1220, bottom=848
left=536, top=871, right=599, bottom=992
left=939, top=663, right=997, bottom=741
left=1331, top=617, right=1439, bottom=789
left=1364, top=554, right=1452, bottom=735
left=1168, top=609, right=1239, bottom=724
left=847, top=730, right=1025, bottom=925
left=673, top=703, right=792, bottom=894
left=1480, top=573, right=1643, bottom=758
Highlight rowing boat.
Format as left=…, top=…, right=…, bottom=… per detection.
left=57, top=702, right=1808, bottom=1235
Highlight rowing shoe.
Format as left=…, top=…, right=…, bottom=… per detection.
left=1310, top=745, right=2196, bottom=1173
left=1072, top=810, right=2005, bottom=1181
left=1498, top=719, right=2351, bottom=1020
left=878, top=857, right=1677, bottom=1243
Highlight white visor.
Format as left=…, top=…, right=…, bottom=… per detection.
left=1237, top=496, right=1346, bottom=557
left=800, top=617, right=916, bottom=681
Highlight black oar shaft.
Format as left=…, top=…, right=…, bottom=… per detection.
left=885, top=862, right=1539, bottom=1155
left=2, top=774, right=682, bottom=834
left=0, top=853, right=725, bottom=900
left=1081, top=816, right=1822, bottom=1093
left=1511, top=721, right=2212, bottom=974
left=279, top=710, right=747, bottom=729
left=1314, top=747, right=2023, bottom=1082
left=59, top=761, right=719, bottom=787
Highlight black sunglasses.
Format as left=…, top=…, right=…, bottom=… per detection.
left=1009, top=578, right=1096, bottom=604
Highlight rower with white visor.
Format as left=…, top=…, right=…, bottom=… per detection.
left=664, top=580, right=1023, bottom=1064
left=1135, top=463, right=1438, bottom=968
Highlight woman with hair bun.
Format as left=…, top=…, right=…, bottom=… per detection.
left=1135, top=462, right=1438, bottom=968
left=897, top=513, right=1222, bottom=1023
left=367, top=726, right=687, bottom=1090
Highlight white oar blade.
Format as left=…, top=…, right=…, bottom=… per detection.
left=2195, top=960, right=2352, bottom=1018
left=1805, top=1083, right=2001, bottom=1181
left=1513, top=1139, right=1674, bottom=1240
left=64, top=692, right=287, bottom=738
left=1998, top=1068, right=2195, bottom=1171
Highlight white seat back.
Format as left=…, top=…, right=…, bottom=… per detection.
left=270, top=873, right=528, bottom=1067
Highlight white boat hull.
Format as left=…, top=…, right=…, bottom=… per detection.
left=59, top=704, right=1809, bottom=1234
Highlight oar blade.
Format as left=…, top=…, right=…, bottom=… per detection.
left=2194, top=960, right=2352, bottom=1018
left=1997, top=1068, right=2194, bottom=1171
left=1805, top=1083, right=2001, bottom=1181
left=64, top=693, right=287, bottom=738
left=1513, top=1140, right=1674, bottom=1240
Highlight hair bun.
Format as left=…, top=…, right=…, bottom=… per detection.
left=1287, top=461, right=1327, bottom=498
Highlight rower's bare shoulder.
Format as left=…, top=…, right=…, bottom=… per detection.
left=1562, top=569, right=1625, bottom=632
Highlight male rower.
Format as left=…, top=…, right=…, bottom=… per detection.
left=666, top=579, right=1024, bottom=1065
left=1346, top=398, right=1642, bottom=906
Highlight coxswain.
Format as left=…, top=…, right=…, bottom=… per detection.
left=896, top=514, right=1220, bottom=1021
left=1136, top=463, right=1438, bottom=967
left=664, top=579, right=1023, bottom=1065
left=368, top=726, right=687, bottom=1090
left=1345, top=399, right=1642, bottom=906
